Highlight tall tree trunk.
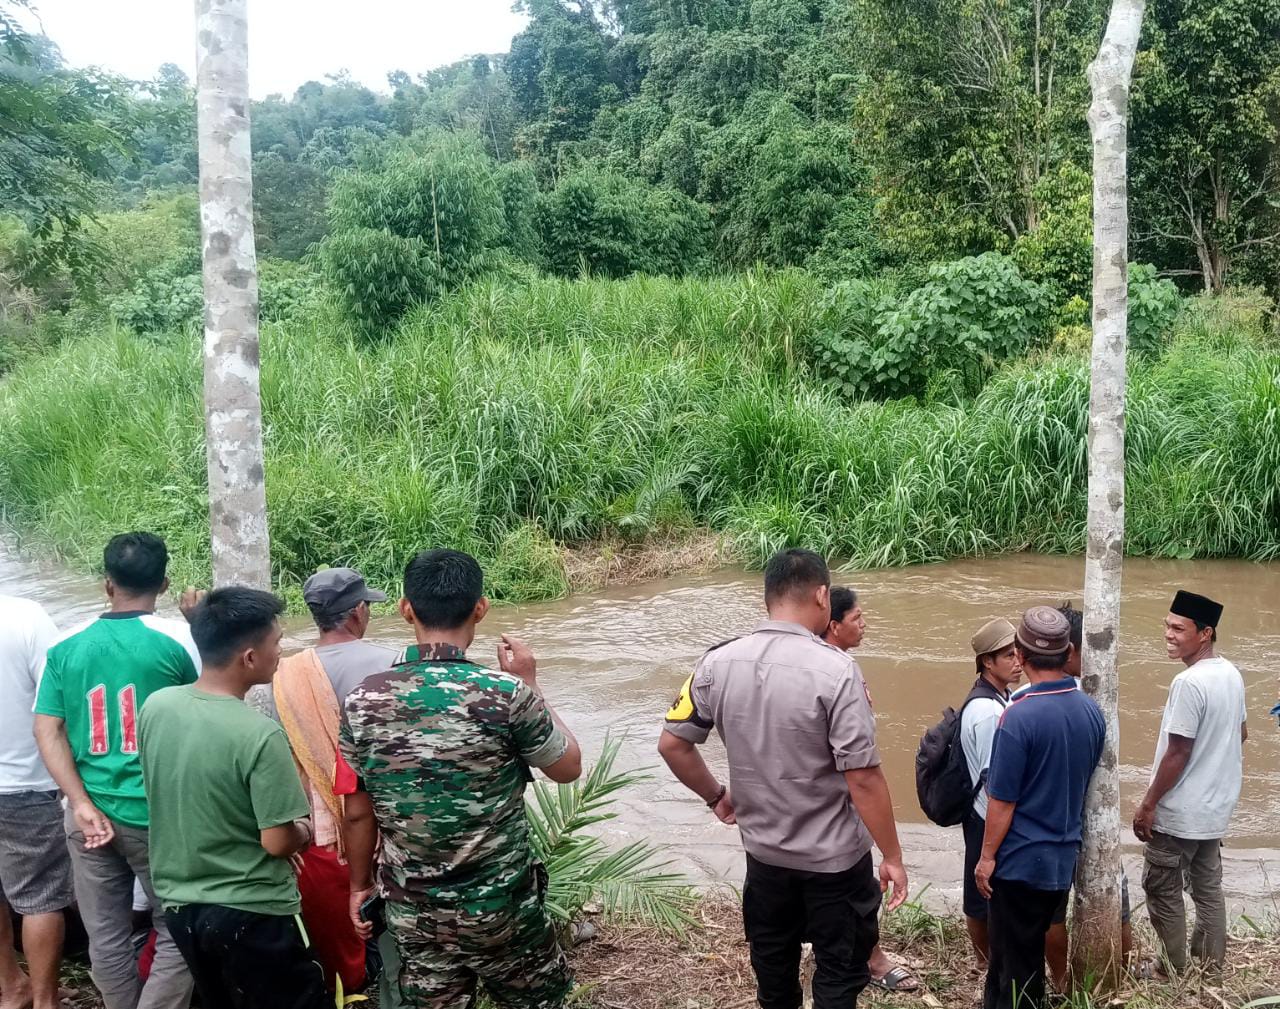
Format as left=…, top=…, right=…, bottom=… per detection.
left=1075, top=0, right=1144, bottom=987
left=195, top=0, right=270, bottom=588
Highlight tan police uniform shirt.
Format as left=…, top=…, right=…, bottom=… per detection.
left=663, top=619, right=880, bottom=873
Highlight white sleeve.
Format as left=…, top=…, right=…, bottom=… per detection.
left=142, top=614, right=203, bottom=674
left=27, top=602, right=59, bottom=687
left=176, top=624, right=202, bottom=674
left=1164, top=676, right=1205, bottom=739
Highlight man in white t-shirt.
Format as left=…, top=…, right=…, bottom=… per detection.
left=0, top=595, right=72, bottom=1009
left=959, top=618, right=1021, bottom=962
left=1133, top=590, right=1245, bottom=975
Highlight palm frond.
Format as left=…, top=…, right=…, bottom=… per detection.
left=527, top=735, right=696, bottom=936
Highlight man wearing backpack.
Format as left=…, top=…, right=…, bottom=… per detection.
left=914, top=619, right=1021, bottom=959
left=958, top=619, right=1022, bottom=961
left=974, top=608, right=1105, bottom=1009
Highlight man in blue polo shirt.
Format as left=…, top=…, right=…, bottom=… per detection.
left=974, top=607, right=1105, bottom=1009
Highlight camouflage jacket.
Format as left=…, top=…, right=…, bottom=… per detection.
left=338, top=642, right=569, bottom=904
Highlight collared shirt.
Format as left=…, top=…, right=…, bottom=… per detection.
left=338, top=642, right=569, bottom=904
left=663, top=619, right=881, bottom=873
left=986, top=676, right=1105, bottom=890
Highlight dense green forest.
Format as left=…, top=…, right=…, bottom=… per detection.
left=2, top=0, right=1279, bottom=596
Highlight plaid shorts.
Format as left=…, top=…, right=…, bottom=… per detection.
left=0, top=789, right=74, bottom=915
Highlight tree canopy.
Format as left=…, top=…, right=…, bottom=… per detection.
left=3, top=0, right=1278, bottom=332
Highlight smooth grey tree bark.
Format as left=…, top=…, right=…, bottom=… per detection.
left=195, top=0, right=271, bottom=588
left=1074, top=0, right=1145, bottom=986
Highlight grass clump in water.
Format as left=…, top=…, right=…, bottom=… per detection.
left=0, top=273, right=1278, bottom=599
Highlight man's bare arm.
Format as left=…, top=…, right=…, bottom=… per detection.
left=658, top=730, right=735, bottom=824
left=844, top=766, right=908, bottom=910
left=343, top=790, right=379, bottom=938
left=1133, top=733, right=1194, bottom=841
left=259, top=819, right=311, bottom=858
left=34, top=713, right=114, bottom=848
left=975, top=797, right=1015, bottom=899
left=498, top=634, right=582, bottom=783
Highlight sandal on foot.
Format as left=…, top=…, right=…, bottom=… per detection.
left=1133, top=960, right=1173, bottom=982
left=870, top=965, right=921, bottom=992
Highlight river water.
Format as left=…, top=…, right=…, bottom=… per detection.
left=6, top=542, right=1279, bottom=911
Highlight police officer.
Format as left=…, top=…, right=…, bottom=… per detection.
left=659, top=548, right=908, bottom=1009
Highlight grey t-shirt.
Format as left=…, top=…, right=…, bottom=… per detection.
left=315, top=640, right=399, bottom=706
left=663, top=620, right=881, bottom=873
left=1151, top=655, right=1247, bottom=840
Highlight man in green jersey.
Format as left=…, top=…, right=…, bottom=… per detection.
left=139, top=587, right=327, bottom=1009
left=338, top=548, right=582, bottom=1009
left=34, top=533, right=197, bottom=1009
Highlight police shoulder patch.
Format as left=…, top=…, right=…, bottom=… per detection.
left=666, top=675, right=696, bottom=722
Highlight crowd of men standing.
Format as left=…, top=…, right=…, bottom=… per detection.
left=0, top=533, right=1252, bottom=1009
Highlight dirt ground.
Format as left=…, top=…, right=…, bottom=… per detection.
left=570, top=896, right=1280, bottom=1009
left=48, top=896, right=1280, bottom=1009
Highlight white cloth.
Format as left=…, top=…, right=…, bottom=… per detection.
left=960, top=695, right=1006, bottom=819
left=1151, top=655, right=1247, bottom=840
left=0, top=595, right=59, bottom=792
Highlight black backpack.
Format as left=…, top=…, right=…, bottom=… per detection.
left=915, top=677, right=1007, bottom=827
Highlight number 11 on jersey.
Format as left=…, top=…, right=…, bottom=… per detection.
left=86, top=684, right=139, bottom=755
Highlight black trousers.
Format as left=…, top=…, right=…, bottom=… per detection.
left=742, top=852, right=881, bottom=1009
left=983, top=878, right=1067, bottom=1009
left=166, top=904, right=330, bottom=1009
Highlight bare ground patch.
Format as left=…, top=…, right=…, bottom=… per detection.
left=563, top=531, right=730, bottom=594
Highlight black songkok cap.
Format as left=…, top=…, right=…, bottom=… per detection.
left=1170, top=590, right=1223, bottom=628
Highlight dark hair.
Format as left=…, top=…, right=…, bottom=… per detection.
left=189, top=587, right=285, bottom=666
left=1021, top=648, right=1070, bottom=672
left=1057, top=602, right=1083, bottom=650
left=103, top=532, right=169, bottom=594
left=829, top=586, right=858, bottom=624
left=403, top=549, right=484, bottom=629
left=763, top=549, right=830, bottom=604
left=308, top=602, right=358, bottom=633
left=1194, top=620, right=1218, bottom=644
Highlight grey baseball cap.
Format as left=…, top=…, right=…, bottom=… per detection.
left=302, top=567, right=387, bottom=617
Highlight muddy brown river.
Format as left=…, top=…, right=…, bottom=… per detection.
left=6, top=543, right=1278, bottom=913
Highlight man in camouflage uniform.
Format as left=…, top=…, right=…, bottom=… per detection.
left=338, top=548, right=583, bottom=1009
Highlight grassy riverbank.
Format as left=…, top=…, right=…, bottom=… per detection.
left=0, top=275, right=1278, bottom=599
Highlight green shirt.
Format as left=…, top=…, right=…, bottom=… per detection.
left=34, top=612, right=200, bottom=827
left=338, top=642, right=569, bottom=905
left=138, top=685, right=310, bottom=916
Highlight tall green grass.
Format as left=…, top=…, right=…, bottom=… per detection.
left=0, top=272, right=1277, bottom=599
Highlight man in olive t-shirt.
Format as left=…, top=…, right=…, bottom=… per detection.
left=139, top=587, right=328, bottom=1009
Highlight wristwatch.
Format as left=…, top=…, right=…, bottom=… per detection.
left=706, top=785, right=727, bottom=809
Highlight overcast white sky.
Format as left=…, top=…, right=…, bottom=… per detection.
left=21, top=0, right=530, bottom=98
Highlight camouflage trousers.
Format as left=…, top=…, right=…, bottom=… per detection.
left=385, top=870, right=573, bottom=1009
